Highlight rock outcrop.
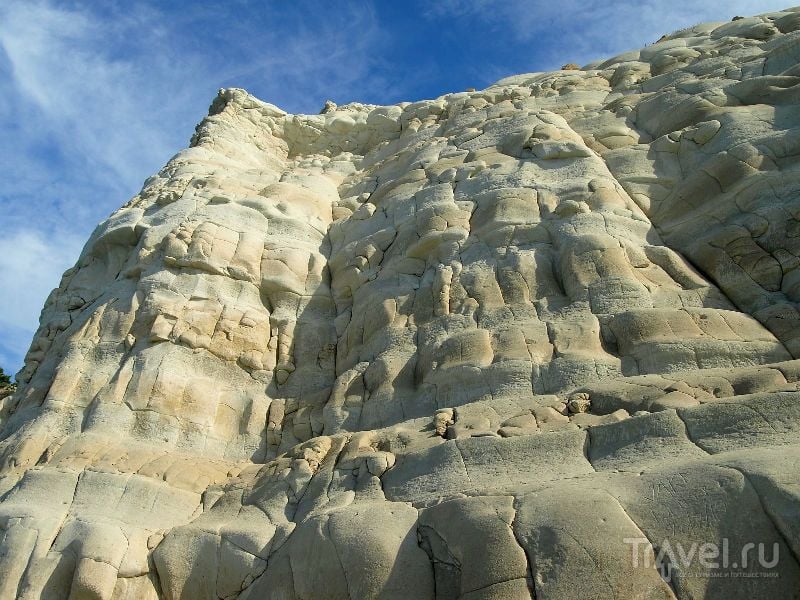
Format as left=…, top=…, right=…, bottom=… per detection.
left=3, top=7, right=800, bottom=599
left=0, top=385, right=13, bottom=406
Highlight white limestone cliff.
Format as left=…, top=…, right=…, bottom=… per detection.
left=2, top=7, right=800, bottom=599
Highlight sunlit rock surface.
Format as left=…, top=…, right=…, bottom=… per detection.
left=3, top=7, right=800, bottom=599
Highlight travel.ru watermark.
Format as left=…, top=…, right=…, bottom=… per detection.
left=624, top=537, right=780, bottom=581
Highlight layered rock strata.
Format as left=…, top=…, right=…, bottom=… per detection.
left=3, top=7, right=800, bottom=599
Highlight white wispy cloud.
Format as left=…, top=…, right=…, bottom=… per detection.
left=0, top=230, right=84, bottom=367
left=208, top=3, right=392, bottom=109
left=0, top=2, right=199, bottom=192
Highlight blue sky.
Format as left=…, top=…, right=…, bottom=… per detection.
left=0, top=0, right=793, bottom=376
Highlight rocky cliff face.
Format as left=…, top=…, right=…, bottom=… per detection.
left=3, top=7, right=800, bottom=599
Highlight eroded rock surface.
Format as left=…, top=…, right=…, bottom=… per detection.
left=3, top=7, right=800, bottom=599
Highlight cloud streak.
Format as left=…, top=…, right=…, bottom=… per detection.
left=1, top=2, right=198, bottom=192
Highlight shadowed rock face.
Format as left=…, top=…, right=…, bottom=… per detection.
left=3, top=7, right=800, bottom=599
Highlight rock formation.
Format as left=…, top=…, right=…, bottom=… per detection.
left=2, top=6, right=800, bottom=599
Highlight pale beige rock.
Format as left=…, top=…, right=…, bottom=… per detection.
left=3, top=6, right=800, bottom=599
